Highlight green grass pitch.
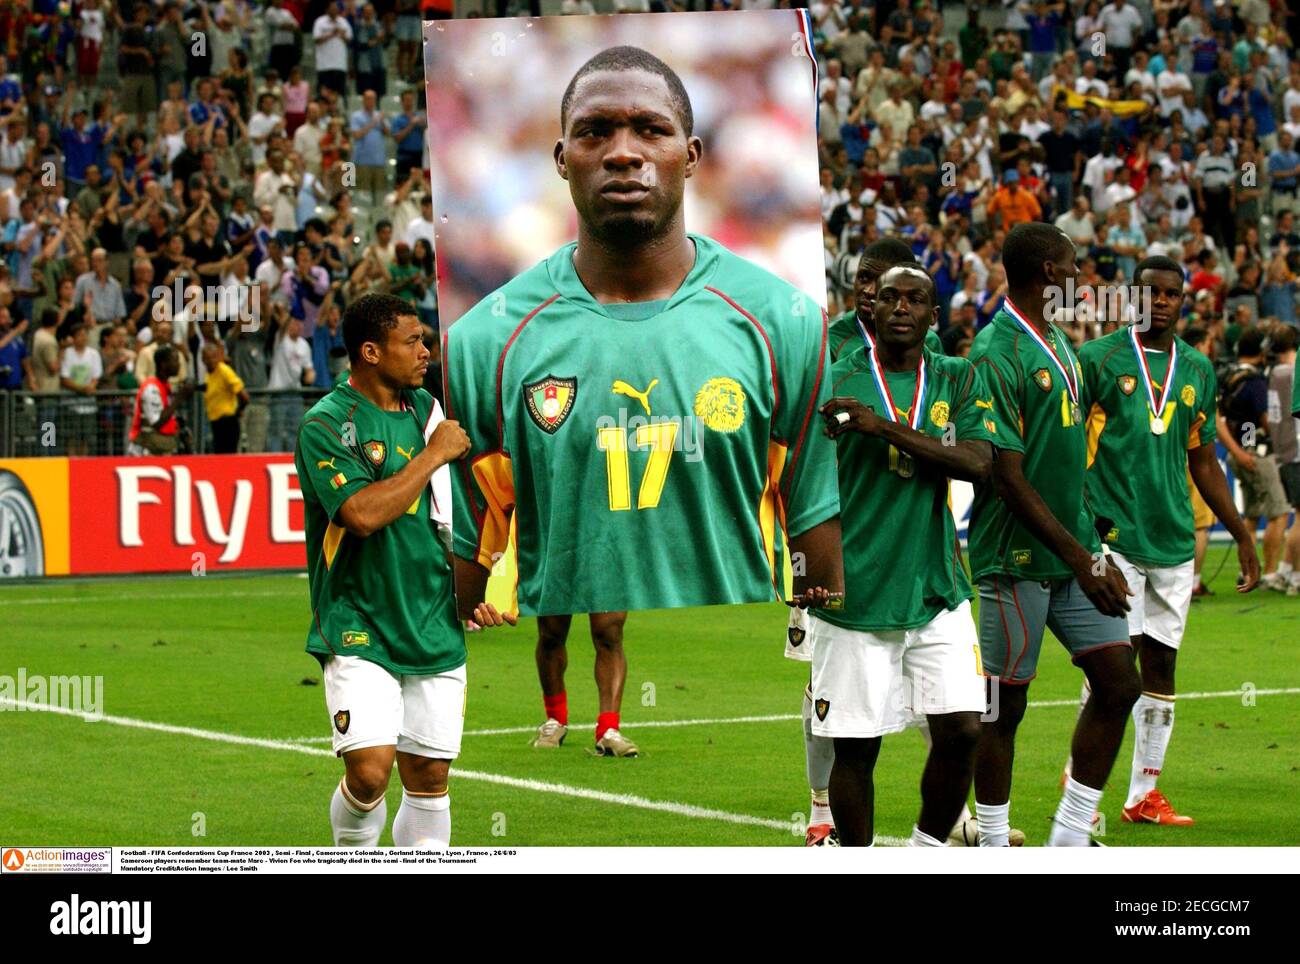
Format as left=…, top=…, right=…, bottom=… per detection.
left=2, top=556, right=1297, bottom=847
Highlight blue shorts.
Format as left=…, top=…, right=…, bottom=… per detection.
left=977, top=576, right=1130, bottom=684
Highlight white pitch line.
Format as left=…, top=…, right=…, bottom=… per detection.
left=0, top=698, right=837, bottom=840
left=5, top=589, right=296, bottom=606
left=282, top=687, right=1300, bottom=743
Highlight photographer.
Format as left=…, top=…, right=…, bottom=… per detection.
left=1218, top=329, right=1291, bottom=590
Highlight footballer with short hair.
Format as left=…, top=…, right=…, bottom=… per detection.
left=295, top=292, right=513, bottom=848
left=1070, top=256, right=1259, bottom=826
left=815, top=264, right=994, bottom=847
left=444, top=47, right=842, bottom=615
left=968, top=221, right=1140, bottom=847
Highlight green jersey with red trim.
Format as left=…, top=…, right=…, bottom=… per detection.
left=295, top=381, right=466, bottom=675
left=968, top=306, right=1101, bottom=581
left=443, top=233, right=840, bottom=616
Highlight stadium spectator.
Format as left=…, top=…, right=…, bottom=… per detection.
left=201, top=342, right=249, bottom=454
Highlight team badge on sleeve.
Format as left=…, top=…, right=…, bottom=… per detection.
left=1117, top=375, right=1137, bottom=396
left=814, top=698, right=830, bottom=721
left=524, top=376, right=577, bottom=434
left=1032, top=368, right=1053, bottom=392
left=1181, top=384, right=1196, bottom=407
left=362, top=440, right=387, bottom=467
left=334, top=710, right=350, bottom=734
left=694, top=376, right=746, bottom=432
left=929, top=400, right=950, bottom=428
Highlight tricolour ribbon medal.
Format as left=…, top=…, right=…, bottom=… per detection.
left=1129, top=324, right=1177, bottom=436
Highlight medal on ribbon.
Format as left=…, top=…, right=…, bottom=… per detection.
left=1129, top=325, right=1176, bottom=437
left=1005, top=298, right=1082, bottom=425
left=866, top=345, right=927, bottom=479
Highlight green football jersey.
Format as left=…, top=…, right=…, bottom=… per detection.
left=444, top=233, right=840, bottom=616
left=815, top=346, right=997, bottom=633
left=968, top=307, right=1100, bottom=581
left=828, top=309, right=942, bottom=361
left=295, top=380, right=467, bottom=675
left=1293, top=364, right=1300, bottom=418
left=1080, top=331, right=1218, bottom=567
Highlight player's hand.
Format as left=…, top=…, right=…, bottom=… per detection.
left=1235, top=536, right=1261, bottom=593
left=428, top=419, right=470, bottom=463
left=1076, top=555, right=1132, bottom=617
left=788, top=587, right=844, bottom=610
left=470, top=602, right=517, bottom=628
left=820, top=396, right=884, bottom=439
left=1236, top=451, right=1257, bottom=473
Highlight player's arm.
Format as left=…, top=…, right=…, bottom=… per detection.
left=820, top=397, right=992, bottom=482
left=992, top=449, right=1130, bottom=615
left=443, top=321, right=516, bottom=618
left=775, top=303, right=844, bottom=608
left=335, top=421, right=470, bottom=538
left=1190, top=373, right=1259, bottom=592
left=1188, top=443, right=1259, bottom=592
left=788, top=517, right=845, bottom=609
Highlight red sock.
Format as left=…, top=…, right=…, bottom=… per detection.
left=596, top=711, right=620, bottom=742
left=543, top=692, right=567, bottom=726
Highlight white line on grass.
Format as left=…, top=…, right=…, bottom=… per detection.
left=0, top=698, right=852, bottom=841
left=281, top=686, right=1300, bottom=743
left=5, top=590, right=295, bottom=605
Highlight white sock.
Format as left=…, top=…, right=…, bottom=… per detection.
left=392, top=789, right=451, bottom=848
left=1278, top=561, right=1294, bottom=577
left=908, top=825, right=947, bottom=847
left=803, top=684, right=835, bottom=813
left=330, top=778, right=387, bottom=847
left=1127, top=693, right=1175, bottom=807
left=976, top=801, right=1010, bottom=847
left=1048, top=776, right=1103, bottom=846
left=810, top=789, right=834, bottom=828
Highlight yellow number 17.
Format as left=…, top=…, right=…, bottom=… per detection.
left=597, top=422, right=679, bottom=511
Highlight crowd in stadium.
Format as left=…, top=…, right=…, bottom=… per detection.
left=0, top=1, right=1297, bottom=580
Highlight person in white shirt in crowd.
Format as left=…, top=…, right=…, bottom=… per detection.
left=266, top=309, right=315, bottom=453
left=312, top=2, right=354, bottom=102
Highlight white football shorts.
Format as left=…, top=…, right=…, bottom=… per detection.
left=323, top=655, right=467, bottom=759
left=783, top=604, right=813, bottom=662
left=809, top=600, right=986, bottom=739
left=1109, top=550, right=1194, bottom=649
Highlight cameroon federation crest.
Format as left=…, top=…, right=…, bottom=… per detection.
left=334, top=710, right=350, bottom=735
left=524, top=376, right=577, bottom=434
left=1117, top=374, right=1137, bottom=396
left=694, top=376, right=746, bottom=432
left=362, top=439, right=386, bottom=467
left=814, top=698, right=830, bottom=721
left=1032, top=368, right=1053, bottom=392
left=929, top=400, right=950, bottom=428
left=788, top=625, right=806, bottom=648
left=1181, top=384, right=1196, bottom=407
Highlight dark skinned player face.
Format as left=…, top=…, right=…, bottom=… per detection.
left=1136, top=268, right=1184, bottom=335
left=872, top=267, right=938, bottom=354
left=555, top=69, right=702, bottom=247
left=369, top=314, right=429, bottom=390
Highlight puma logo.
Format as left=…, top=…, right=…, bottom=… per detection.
left=612, top=378, right=659, bottom=416
left=316, top=458, right=337, bottom=470
left=396, top=445, right=414, bottom=462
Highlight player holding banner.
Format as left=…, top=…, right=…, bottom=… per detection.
left=1073, top=256, right=1259, bottom=826
left=968, top=223, right=1138, bottom=847
left=296, top=293, right=513, bottom=848
left=813, top=265, right=994, bottom=847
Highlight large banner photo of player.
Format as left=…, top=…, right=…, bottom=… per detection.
left=425, top=10, right=845, bottom=618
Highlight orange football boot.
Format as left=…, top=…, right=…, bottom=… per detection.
left=1122, top=790, right=1194, bottom=826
